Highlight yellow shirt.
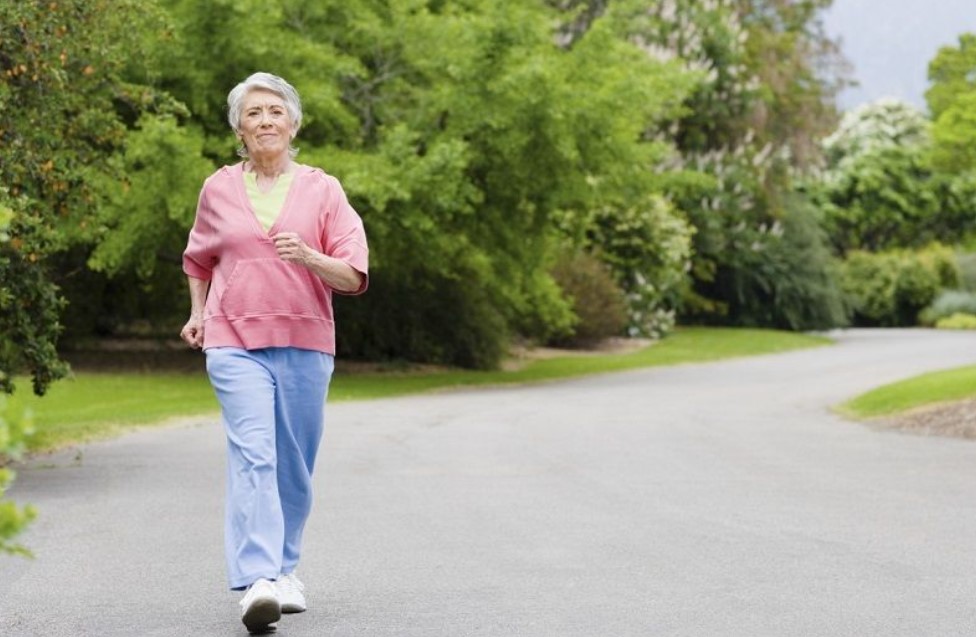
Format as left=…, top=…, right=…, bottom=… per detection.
left=243, top=171, right=295, bottom=231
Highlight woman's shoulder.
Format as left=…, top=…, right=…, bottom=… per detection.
left=293, top=163, right=345, bottom=191
left=201, top=162, right=244, bottom=191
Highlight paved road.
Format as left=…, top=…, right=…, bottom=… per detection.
left=2, top=329, right=976, bottom=636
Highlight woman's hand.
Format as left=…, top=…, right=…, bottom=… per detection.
left=180, top=315, right=205, bottom=349
left=273, top=232, right=311, bottom=264
left=181, top=275, right=210, bottom=349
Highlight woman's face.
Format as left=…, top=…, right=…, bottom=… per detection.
left=238, top=89, right=294, bottom=161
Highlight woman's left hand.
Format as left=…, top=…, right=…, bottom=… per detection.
left=273, top=232, right=311, bottom=265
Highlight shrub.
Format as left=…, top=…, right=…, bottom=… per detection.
left=839, top=243, right=960, bottom=326
left=335, top=262, right=509, bottom=370
left=955, top=252, right=976, bottom=291
left=548, top=251, right=629, bottom=348
left=893, top=262, right=942, bottom=325
left=729, top=197, right=848, bottom=331
left=936, top=312, right=976, bottom=330
left=918, top=244, right=960, bottom=289
left=586, top=196, right=693, bottom=338
left=838, top=251, right=898, bottom=325
left=0, top=399, right=35, bottom=557
left=680, top=195, right=847, bottom=331
left=919, top=290, right=976, bottom=325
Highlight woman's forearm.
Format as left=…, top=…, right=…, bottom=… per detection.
left=272, top=232, right=365, bottom=292
left=300, top=250, right=364, bottom=293
left=187, top=275, right=210, bottom=317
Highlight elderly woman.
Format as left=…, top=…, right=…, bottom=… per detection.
left=180, top=72, right=368, bottom=633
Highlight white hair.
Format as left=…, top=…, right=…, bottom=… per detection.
left=227, top=72, right=303, bottom=158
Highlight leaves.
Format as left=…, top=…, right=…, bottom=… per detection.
left=0, top=398, right=37, bottom=558
left=813, top=98, right=970, bottom=254
left=926, top=33, right=976, bottom=121
left=0, top=0, right=175, bottom=395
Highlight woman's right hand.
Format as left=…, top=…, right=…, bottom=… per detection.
left=180, top=315, right=205, bottom=349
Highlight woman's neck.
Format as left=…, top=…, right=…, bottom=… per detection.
left=246, top=155, right=292, bottom=179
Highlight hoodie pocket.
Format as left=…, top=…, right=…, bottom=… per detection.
left=219, top=258, right=321, bottom=319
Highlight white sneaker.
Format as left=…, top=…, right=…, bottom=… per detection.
left=240, top=578, right=281, bottom=633
left=276, top=572, right=307, bottom=613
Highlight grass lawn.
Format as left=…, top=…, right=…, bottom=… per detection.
left=8, top=327, right=831, bottom=452
left=838, top=364, right=976, bottom=419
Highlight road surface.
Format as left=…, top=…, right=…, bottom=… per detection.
left=2, top=329, right=975, bottom=636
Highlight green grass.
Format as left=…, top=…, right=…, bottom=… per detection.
left=10, top=327, right=830, bottom=452
left=7, top=374, right=220, bottom=452
left=838, top=364, right=976, bottom=419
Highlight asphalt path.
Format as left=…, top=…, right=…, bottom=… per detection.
left=2, top=329, right=976, bottom=636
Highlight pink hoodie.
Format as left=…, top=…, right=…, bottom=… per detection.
left=183, top=162, right=369, bottom=354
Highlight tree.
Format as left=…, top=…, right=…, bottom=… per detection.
left=140, top=0, right=697, bottom=364
left=735, top=0, right=847, bottom=167
left=930, top=92, right=976, bottom=175
left=0, top=0, right=169, bottom=394
left=815, top=98, right=958, bottom=254
left=618, top=0, right=847, bottom=329
left=926, top=33, right=976, bottom=121
left=927, top=34, right=976, bottom=177
left=0, top=398, right=35, bottom=557
left=0, top=207, right=36, bottom=556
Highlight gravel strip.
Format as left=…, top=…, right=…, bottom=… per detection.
left=873, top=398, right=976, bottom=440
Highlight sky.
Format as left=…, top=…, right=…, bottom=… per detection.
left=821, top=0, right=976, bottom=112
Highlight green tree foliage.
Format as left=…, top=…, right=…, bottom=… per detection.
left=0, top=399, right=36, bottom=558
left=814, top=98, right=972, bottom=254
left=0, top=204, right=36, bottom=557
left=921, top=34, right=976, bottom=245
left=0, top=0, right=171, bottom=393
left=58, top=114, right=215, bottom=340
left=930, top=92, right=976, bottom=174
left=711, top=195, right=846, bottom=329
left=131, top=0, right=697, bottom=366
left=625, top=0, right=847, bottom=330
left=736, top=0, right=845, bottom=166
left=926, top=33, right=976, bottom=121
left=5, top=0, right=872, bottom=381
left=927, top=34, right=976, bottom=176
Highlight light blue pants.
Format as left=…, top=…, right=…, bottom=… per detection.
left=205, top=346, right=334, bottom=590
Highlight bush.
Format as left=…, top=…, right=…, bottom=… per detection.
left=0, top=399, right=35, bottom=557
left=335, top=263, right=509, bottom=370
left=685, top=195, right=847, bottom=331
left=585, top=196, right=693, bottom=338
left=936, top=312, right=976, bottom=330
left=919, top=290, right=976, bottom=325
left=839, top=243, right=960, bottom=326
left=893, top=262, right=942, bottom=325
left=955, top=252, right=976, bottom=291
left=548, top=251, right=629, bottom=348
left=838, top=251, right=898, bottom=325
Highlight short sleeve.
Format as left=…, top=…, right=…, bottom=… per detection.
left=182, top=185, right=216, bottom=280
left=322, top=176, right=369, bottom=295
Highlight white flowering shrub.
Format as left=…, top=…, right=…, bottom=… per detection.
left=815, top=98, right=956, bottom=254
